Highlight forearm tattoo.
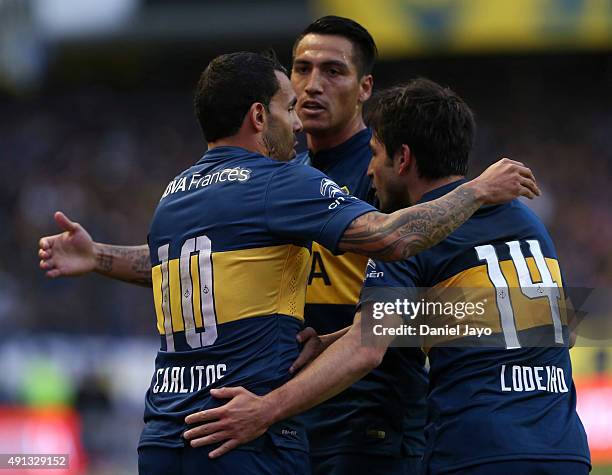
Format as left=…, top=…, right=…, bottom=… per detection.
left=340, top=185, right=481, bottom=261
left=96, top=245, right=152, bottom=287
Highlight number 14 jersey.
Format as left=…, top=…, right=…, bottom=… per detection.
left=361, top=179, right=590, bottom=473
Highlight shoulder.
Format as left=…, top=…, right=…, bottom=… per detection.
left=268, top=159, right=328, bottom=182
left=292, top=151, right=310, bottom=165
left=364, top=258, right=421, bottom=288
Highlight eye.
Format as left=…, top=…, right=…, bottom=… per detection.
left=293, top=65, right=309, bottom=75
left=328, top=68, right=340, bottom=77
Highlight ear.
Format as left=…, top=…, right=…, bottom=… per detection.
left=247, top=102, right=267, bottom=133
left=358, top=74, right=373, bottom=103
left=395, top=144, right=413, bottom=176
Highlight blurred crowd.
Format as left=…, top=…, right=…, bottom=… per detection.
left=1, top=54, right=612, bottom=339
left=0, top=51, right=610, bottom=474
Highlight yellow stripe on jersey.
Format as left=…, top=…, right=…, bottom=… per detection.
left=152, top=265, right=165, bottom=335
left=168, top=259, right=184, bottom=332
left=422, top=257, right=566, bottom=348
left=212, top=244, right=310, bottom=324
left=190, top=254, right=204, bottom=329
left=306, top=242, right=369, bottom=305
left=152, top=244, right=310, bottom=335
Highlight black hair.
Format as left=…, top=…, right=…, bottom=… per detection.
left=367, top=78, right=476, bottom=179
left=293, top=16, right=378, bottom=77
left=194, top=51, right=287, bottom=142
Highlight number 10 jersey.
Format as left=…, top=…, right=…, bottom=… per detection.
left=139, top=146, right=375, bottom=451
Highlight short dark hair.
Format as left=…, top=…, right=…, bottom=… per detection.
left=293, top=16, right=378, bottom=77
left=194, top=51, right=287, bottom=142
left=367, top=78, right=476, bottom=179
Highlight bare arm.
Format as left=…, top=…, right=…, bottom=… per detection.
left=183, top=312, right=400, bottom=456
left=339, top=183, right=481, bottom=261
left=94, top=243, right=152, bottom=287
left=39, top=211, right=152, bottom=287
left=265, top=313, right=387, bottom=414
left=339, top=158, right=540, bottom=261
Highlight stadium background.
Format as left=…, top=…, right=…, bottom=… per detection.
left=0, top=0, right=610, bottom=473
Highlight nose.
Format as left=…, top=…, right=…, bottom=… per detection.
left=366, top=159, right=374, bottom=177
left=293, top=112, right=303, bottom=134
left=304, top=68, right=323, bottom=95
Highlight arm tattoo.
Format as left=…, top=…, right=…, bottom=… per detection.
left=95, top=244, right=152, bottom=287
left=339, top=184, right=482, bottom=261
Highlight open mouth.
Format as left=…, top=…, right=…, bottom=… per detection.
left=301, top=100, right=326, bottom=113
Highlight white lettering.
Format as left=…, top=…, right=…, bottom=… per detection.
left=501, top=365, right=511, bottom=392
left=550, top=366, right=558, bottom=393
left=188, top=174, right=202, bottom=190
left=557, top=368, right=569, bottom=393
left=523, top=366, right=536, bottom=391
left=501, top=364, right=568, bottom=394
left=512, top=366, right=524, bottom=391
left=535, top=366, right=546, bottom=390
left=153, top=368, right=163, bottom=393
left=160, top=367, right=170, bottom=393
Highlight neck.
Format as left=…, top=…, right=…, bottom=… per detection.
left=208, top=133, right=262, bottom=156
left=306, top=113, right=366, bottom=153
left=408, top=175, right=465, bottom=204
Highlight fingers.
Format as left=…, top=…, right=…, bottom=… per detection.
left=493, top=158, right=541, bottom=199
left=40, top=257, right=61, bottom=278
left=520, top=176, right=540, bottom=198
left=39, top=258, right=53, bottom=270
left=516, top=165, right=535, bottom=181
left=209, top=439, right=241, bottom=458
left=519, top=187, right=536, bottom=200
left=289, top=351, right=309, bottom=374
left=497, top=157, right=525, bottom=167
left=54, top=211, right=78, bottom=233
left=184, top=387, right=246, bottom=424
left=185, top=407, right=223, bottom=425
left=516, top=167, right=540, bottom=196
left=210, top=387, right=245, bottom=399
left=188, top=430, right=232, bottom=449
left=292, top=327, right=321, bottom=372
left=39, top=236, right=54, bottom=250
left=296, top=327, right=317, bottom=344
left=39, top=246, right=59, bottom=276
left=46, top=269, right=62, bottom=278
left=183, top=421, right=225, bottom=441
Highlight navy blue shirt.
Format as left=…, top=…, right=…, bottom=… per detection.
left=140, top=146, right=375, bottom=451
left=295, top=129, right=428, bottom=457
left=361, top=180, right=590, bottom=472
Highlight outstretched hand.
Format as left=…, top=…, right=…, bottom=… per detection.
left=38, top=211, right=96, bottom=278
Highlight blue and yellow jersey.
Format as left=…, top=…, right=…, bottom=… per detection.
left=362, top=179, right=590, bottom=473
left=139, top=146, right=375, bottom=451
left=295, top=129, right=428, bottom=457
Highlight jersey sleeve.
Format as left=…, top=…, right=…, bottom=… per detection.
left=265, top=162, right=376, bottom=253
left=358, top=258, right=422, bottom=310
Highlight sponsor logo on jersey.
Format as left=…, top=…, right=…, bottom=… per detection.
left=366, top=259, right=384, bottom=278
left=320, top=178, right=357, bottom=209
left=320, top=178, right=346, bottom=198
left=161, top=167, right=251, bottom=199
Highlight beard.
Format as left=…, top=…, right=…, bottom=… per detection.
left=262, top=119, right=294, bottom=162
